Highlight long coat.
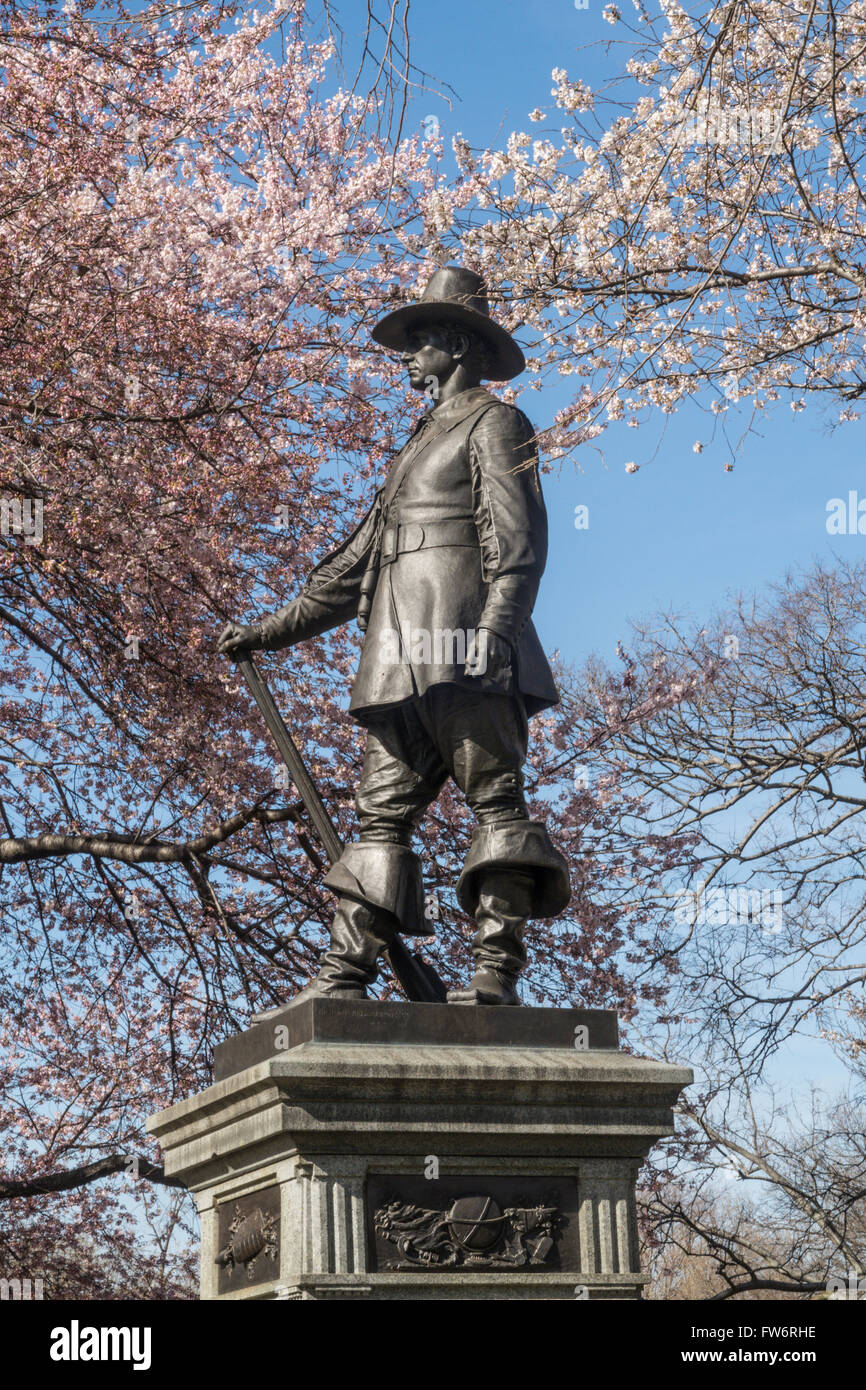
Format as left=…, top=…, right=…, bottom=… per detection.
left=259, top=386, right=560, bottom=723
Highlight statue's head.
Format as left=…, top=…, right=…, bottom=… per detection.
left=400, top=318, right=495, bottom=394
left=372, top=265, right=524, bottom=387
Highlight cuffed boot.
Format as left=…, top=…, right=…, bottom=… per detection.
left=252, top=840, right=419, bottom=1023
left=447, top=868, right=534, bottom=1006
left=289, top=893, right=396, bottom=1005
left=456, top=820, right=570, bottom=919
left=252, top=895, right=395, bottom=1023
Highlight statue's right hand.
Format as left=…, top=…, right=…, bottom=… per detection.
left=217, top=622, right=263, bottom=659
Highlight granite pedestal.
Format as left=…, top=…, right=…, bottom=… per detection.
left=147, top=999, right=691, bottom=1301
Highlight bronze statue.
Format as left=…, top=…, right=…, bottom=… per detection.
left=218, top=266, right=570, bottom=1008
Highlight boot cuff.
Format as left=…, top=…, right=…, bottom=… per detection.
left=456, top=820, right=571, bottom=917
left=323, top=841, right=428, bottom=936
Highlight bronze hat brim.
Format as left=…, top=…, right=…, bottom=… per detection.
left=371, top=301, right=525, bottom=381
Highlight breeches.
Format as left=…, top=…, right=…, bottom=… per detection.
left=356, top=684, right=529, bottom=844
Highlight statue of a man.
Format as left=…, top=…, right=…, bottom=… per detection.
left=218, top=266, right=569, bottom=1007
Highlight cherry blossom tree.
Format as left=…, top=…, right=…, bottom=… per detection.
left=0, top=0, right=684, bottom=1296
left=12, top=0, right=853, bottom=1301
left=0, top=0, right=439, bottom=1295
left=444, top=0, right=866, bottom=460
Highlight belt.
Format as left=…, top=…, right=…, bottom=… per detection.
left=379, top=519, right=477, bottom=565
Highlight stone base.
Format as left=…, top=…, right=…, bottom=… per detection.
left=147, top=1000, right=691, bottom=1301
left=269, top=1273, right=645, bottom=1301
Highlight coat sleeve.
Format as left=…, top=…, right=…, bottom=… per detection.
left=468, top=403, right=548, bottom=646
left=257, top=492, right=383, bottom=650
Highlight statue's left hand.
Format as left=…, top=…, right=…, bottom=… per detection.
left=464, top=627, right=512, bottom=684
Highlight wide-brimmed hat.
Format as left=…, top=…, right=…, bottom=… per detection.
left=372, top=265, right=525, bottom=381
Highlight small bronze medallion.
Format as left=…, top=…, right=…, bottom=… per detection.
left=215, top=1185, right=280, bottom=1293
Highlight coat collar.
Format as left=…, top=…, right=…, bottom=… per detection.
left=420, top=386, right=496, bottom=429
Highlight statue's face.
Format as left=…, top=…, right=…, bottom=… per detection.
left=401, top=324, right=466, bottom=393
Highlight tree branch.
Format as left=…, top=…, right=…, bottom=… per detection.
left=0, top=1154, right=185, bottom=1199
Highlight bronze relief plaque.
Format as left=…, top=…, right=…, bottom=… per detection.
left=367, top=1174, right=580, bottom=1273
